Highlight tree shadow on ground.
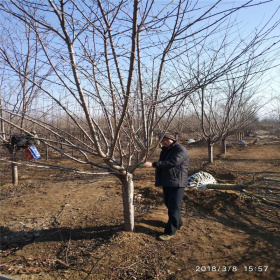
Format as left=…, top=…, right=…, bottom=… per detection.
left=0, top=219, right=165, bottom=252
left=138, top=219, right=166, bottom=229
left=134, top=219, right=166, bottom=237
left=0, top=224, right=123, bottom=251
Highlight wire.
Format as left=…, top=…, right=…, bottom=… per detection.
left=0, top=158, right=117, bottom=176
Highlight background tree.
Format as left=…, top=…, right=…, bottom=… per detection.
left=269, top=75, right=280, bottom=136
left=0, top=15, right=51, bottom=185
left=174, top=18, right=280, bottom=162
left=0, top=0, right=279, bottom=231
left=188, top=61, right=265, bottom=162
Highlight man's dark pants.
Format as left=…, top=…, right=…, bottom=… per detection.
left=163, top=187, right=185, bottom=235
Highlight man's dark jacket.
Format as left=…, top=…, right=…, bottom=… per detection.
left=153, top=142, right=189, bottom=188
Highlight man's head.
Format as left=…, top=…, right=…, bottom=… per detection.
left=160, top=132, right=176, bottom=147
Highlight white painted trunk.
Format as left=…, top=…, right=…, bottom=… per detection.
left=120, top=173, right=135, bottom=232
left=208, top=142, right=214, bottom=163
left=12, top=155, right=18, bottom=186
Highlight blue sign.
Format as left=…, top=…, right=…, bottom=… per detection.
left=29, top=145, right=41, bottom=159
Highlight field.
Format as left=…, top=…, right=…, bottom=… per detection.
left=1, top=133, right=280, bottom=280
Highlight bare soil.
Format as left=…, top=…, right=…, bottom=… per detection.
left=1, top=138, right=280, bottom=280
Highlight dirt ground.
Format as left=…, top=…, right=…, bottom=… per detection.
left=0, top=136, right=280, bottom=280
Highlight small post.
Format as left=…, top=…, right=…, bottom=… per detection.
left=46, top=145, right=49, bottom=161
left=11, top=153, right=18, bottom=186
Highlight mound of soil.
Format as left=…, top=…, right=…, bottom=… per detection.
left=185, top=189, right=240, bottom=213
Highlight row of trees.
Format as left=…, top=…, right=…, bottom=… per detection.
left=0, top=0, right=280, bottom=231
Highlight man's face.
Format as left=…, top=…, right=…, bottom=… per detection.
left=160, top=137, right=174, bottom=147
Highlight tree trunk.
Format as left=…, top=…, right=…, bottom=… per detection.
left=222, top=138, right=227, bottom=154
left=0, top=98, right=5, bottom=139
left=46, top=145, right=49, bottom=161
left=208, top=141, right=214, bottom=163
left=120, top=173, right=135, bottom=232
left=11, top=154, right=18, bottom=186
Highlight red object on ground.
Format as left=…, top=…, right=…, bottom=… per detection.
left=25, top=147, right=33, bottom=160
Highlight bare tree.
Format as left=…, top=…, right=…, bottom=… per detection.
left=0, top=74, right=5, bottom=140
left=0, top=0, right=279, bottom=231
left=188, top=61, right=267, bottom=162
left=175, top=16, right=280, bottom=162
left=269, top=75, right=280, bottom=136
left=0, top=15, right=52, bottom=185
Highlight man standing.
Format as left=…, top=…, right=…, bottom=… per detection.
left=143, top=132, right=189, bottom=241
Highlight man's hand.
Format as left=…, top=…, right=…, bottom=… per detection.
left=143, top=162, right=153, bottom=167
